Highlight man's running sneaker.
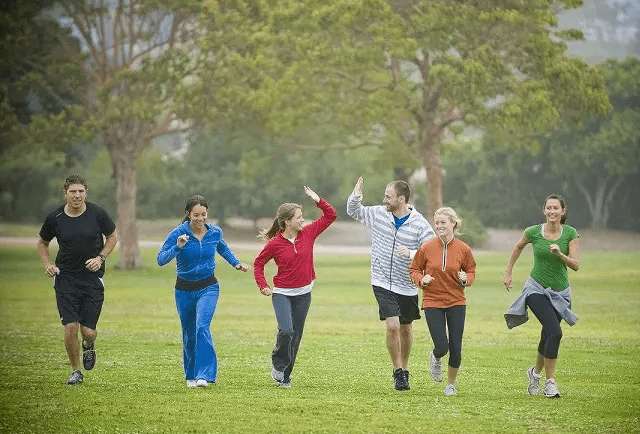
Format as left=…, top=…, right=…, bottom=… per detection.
left=65, top=370, right=83, bottom=385
left=82, top=341, right=96, bottom=371
left=393, top=368, right=409, bottom=391
left=403, top=369, right=411, bottom=391
left=543, top=379, right=561, bottom=398
left=526, top=366, right=541, bottom=395
left=429, top=352, right=443, bottom=382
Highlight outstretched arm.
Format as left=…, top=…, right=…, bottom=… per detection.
left=303, top=186, right=337, bottom=237
left=503, top=233, right=530, bottom=291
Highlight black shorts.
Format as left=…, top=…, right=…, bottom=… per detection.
left=372, top=285, right=420, bottom=324
left=53, top=274, right=105, bottom=329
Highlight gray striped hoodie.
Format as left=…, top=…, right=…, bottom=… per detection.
left=347, top=194, right=435, bottom=296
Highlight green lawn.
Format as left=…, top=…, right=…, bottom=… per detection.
left=0, top=245, right=638, bottom=433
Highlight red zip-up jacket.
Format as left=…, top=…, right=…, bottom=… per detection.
left=253, top=199, right=337, bottom=290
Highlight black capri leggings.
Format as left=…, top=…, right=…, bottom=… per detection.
left=424, top=305, right=466, bottom=369
left=526, top=293, right=563, bottom=359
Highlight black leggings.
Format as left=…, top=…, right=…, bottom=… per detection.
left=526, top=293, right=563, bottom=359
left=424, top=305, right=466, bottom=369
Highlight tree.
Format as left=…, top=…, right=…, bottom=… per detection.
left=242, top=0, right=610, bottom=219
left=547, top=58, right=640, bottom=228
left=0, top=1, right=81, bottom=219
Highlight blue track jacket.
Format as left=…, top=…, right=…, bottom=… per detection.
left=157, top=221, right=240, bottom=283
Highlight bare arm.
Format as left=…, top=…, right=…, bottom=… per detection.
left=85, top=230, right=118, bottom=272
left=550, top=238, right=580, bottom=272
left=503, top=233, right=530, bottom=291
left=37, top=238, right=59, bottom=277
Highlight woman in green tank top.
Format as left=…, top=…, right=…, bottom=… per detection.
left=503, top=194, right=580, bottom=398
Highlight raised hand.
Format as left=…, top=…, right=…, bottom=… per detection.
left=303, top=186, right=320, bottom=203
left=352, top=176, right=363, bottom=198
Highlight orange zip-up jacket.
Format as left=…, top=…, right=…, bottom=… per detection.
left=409, top=237, right=476, bottom=308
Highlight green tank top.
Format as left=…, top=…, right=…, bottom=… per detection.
left=526, top=224, right=579, bottom=291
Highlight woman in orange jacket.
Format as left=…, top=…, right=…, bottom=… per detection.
left=409, top=207, right=476, bottom=396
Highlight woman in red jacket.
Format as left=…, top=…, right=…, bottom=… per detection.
left=253, top=186, right=337, bottom=388
left=409, top=207, right=476, bottom=396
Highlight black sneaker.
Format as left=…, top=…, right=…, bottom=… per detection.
left=404, top=369, right=411, bottom=390
left=82, top=341, right=96, bottom=370
left=393, top=368, right=409, bottom=391
left=65, top=370, right=83, bottom=385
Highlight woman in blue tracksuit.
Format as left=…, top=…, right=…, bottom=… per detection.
left=158, top=195, right=250, bottom=387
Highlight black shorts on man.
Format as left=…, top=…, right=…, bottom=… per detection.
left=372, top=285, right=420, bottom=324
left=54, top=273, right=104, bottom=329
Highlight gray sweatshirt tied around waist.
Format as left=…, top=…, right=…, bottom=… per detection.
left=504, top=276, right=578, bottom=329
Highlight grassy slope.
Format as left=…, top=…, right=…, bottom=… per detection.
left=0, top=245, right=638, bottom=433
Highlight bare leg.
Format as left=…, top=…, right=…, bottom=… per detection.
left=80, top=325, right=97, bottom=348
left=448, top=366, right=458, bottom=385
left=534, top=352, right=544, bottom=375
left=544, top=357, right=556, bottom=380
left=64, top=322, right=81, bottom=371
left=399, top=323, right=412, bottom=369
left=385, top=317, right=403, bottom=369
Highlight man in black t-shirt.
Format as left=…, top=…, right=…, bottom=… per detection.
left=37, top=174, right=117, bottom=385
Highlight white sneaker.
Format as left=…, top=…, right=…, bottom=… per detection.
left=196, top=379, right=208, bottom=387
left=429, top=352, right=443, bottom=382
left=543, top=379, right=561, bottom=398
left=526, top=366, right=541, bottom=395
left=278, top=380, right=291, bottom=388
left=271, top=368, right=285, bottom=383
left=444, top=384, right=457, bottom=396
left=186, top=380, right=197, bottom=388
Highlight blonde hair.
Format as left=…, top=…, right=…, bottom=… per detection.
left=434, top=207, right=463, bottom=236
left=259, top=203, right=302, bottom=242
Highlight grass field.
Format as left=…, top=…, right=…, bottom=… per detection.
left=0, top=245, right=638, bottom=434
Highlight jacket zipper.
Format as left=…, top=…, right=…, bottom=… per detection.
left=441, top=238, right=451, bottom=271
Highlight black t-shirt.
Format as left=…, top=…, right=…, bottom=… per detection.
left=39, top=202, right=116, bottom=278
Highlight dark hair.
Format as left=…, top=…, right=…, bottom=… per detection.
left=544, top=194, right=568, bottom=224
left=387, top=180, right=411, bottom=203
left=182, top=195, right=209, bottom=223
left=259, top=203, right=302, bottom=242
left=63, top=173, right=88, bottom=191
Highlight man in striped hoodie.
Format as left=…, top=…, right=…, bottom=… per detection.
left=347, top=177, right=435, bottom=391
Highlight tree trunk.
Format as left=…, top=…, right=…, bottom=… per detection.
left=420, top=139, right=444, bottom=222
left=108, top=143, right=142, bottom=269
left=576, top=175, right=623, bottom=229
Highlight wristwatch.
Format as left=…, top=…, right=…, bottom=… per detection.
left=98, top=254, right=107, bottom=262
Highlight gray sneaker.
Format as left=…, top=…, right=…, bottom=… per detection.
left=429, top=352, right=443, bottom=382
left=277, top=380, right=292, bottom=388
left=271, top=368, right=285, bottom=383
left=526, top=366, right=541, bottom=395
left=543, top=379, right=561, bottom=398
left=65, top=370, right=83, bottom=385
left=444, top=384, right=458, bottom=396
left=82, top=341, right=96, bottom=371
